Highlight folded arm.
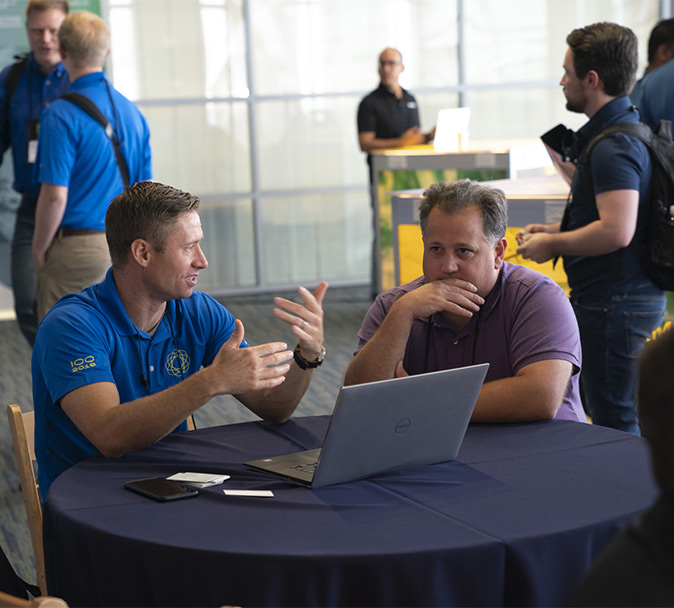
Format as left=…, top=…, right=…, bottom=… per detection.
left=471, top=359, right=573, bottom=422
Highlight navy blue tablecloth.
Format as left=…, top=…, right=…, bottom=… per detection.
left=42, top=416, right=658, bottom=607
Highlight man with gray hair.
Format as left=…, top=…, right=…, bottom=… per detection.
left=345, top=179, right=585, bottom=423
left=32, top=10, right=152, bottom=321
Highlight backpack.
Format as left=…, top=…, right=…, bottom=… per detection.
left=582, top=120, right=674, bottom=291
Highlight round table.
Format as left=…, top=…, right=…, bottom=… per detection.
left=43, top=416, right=658, bottom=607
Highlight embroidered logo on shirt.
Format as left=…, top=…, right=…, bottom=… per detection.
left=70, top=356, right=96, bottom=372
left=166, top=349, right=190, bottom=376
left=406, top=101, right=417, bottom=109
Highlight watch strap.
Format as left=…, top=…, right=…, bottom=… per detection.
left=293, top=344, right=325, bottom=370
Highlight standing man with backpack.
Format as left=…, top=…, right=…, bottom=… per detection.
left=0, top=0, right=70, bottom=346
left=32, top=10, right=152, bottom=321
left=517, top=22, right=666, bottom=436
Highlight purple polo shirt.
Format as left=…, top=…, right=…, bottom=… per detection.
left=356, top=262, right=585, bottom=422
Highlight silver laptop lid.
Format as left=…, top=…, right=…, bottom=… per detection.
left=312, top=363, right=489, bottom=487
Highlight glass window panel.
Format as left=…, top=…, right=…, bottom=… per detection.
left=142, top=102, right=251, bottom=195
left=465, top=88, right=587, bottom=141
left=199, top=197, right=256, bottom=290
left=463, top=0, right=659, bottom=85
left=414, top=92, right=462, bottom=135
left=249, top=0, right=457, bottom=96
left=260, top=192, right=371, bottom=285
left=108, top=0, right=247, bottom=101
left=256, top=98, right=368, bottom=190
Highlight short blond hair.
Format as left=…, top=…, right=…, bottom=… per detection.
left=58, top=10, right=109, bottom=69
left=25, top=0, right=69, bottom=19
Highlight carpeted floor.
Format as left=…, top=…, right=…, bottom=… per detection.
left=0, top=285, right=372, bottom=587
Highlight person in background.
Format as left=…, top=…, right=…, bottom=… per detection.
left=32, top=181, right=329, bottom=499
left=32, top=10, right=152, bottom=321
left=634, top=19, right=674, bottom=130
left=517, top=22, right=665, bottom=435
left=357, top=47, right=434, bottom=160
left=630, top=18, right=674, bottom=107
left=357, top=47, right=435, bottom=299
left=344, top=179, right=585, bottom=424
left=0, top=0, right=70, bottom=346
left=567, top=327, right=674, bottom=606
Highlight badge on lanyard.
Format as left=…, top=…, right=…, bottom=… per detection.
left=27, top=117, right=39, bottom=164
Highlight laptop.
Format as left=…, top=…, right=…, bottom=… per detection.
left=433, top=107, right=471, bottom=152
left=245, top=363, right=489, bottom=488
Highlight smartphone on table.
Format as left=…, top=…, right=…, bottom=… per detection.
left=125, top=477, right=199, bottom=502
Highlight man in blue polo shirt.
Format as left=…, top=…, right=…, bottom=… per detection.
left=517, top=23, right=666, bottom=435
left=32, top=10, right=151, bottom=321
left=33, top=181, right=329, bottom=498
left=0, top=0, right=70, bottom=345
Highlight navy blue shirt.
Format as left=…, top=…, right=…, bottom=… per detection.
left=0, top=54, right=69, bottom=197
left=563, top=97, right=656, bottom=297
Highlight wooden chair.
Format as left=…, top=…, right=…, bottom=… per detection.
left=0, top=590, right=68, bottom=608
left=6, top=405, right=46, bottom=596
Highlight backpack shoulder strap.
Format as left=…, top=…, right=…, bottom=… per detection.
left=580, top=122, right=654, bottom=195
left=3, top=54, right=29, bottom=101
left=1, top=54, right=30, bottom=139
left=61, top=92, right=130, bottom=188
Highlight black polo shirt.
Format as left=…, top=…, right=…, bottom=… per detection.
left=357, top=84, right=420, bottom=138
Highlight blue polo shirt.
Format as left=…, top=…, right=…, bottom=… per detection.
left=33, top=268, right=247, bottom=498
left=34, top=72, right=152, bottom=230
left=0, top=54, right=69, bottom=197
left=637, top=58, right=674, bottom=129
left=563, top=97, right=654, bottom=297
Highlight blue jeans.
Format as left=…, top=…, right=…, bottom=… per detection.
left=571, top=290, right=666, bottom=435
left=11, top=194, right=37, bottom=346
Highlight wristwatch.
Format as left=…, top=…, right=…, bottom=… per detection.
left=293, top=343, right=326, bottom=370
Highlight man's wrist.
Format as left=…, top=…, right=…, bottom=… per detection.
left=293, top=343, right=326, bottom=370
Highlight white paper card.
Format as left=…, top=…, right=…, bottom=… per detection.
left=224, top=489, right=274, bottom=497
left=167, top=472, right=230, bottom=488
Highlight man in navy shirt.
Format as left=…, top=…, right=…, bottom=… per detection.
left=33, top=10, right=152, bottom=321
left=0, top=0, right=70, bottom=345
left=33, top=181, right=329, bottom=498
left=518, top=23, right=666, bottom=435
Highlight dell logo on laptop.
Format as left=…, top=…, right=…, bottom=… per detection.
left=395, top=418, right=411, bottom=433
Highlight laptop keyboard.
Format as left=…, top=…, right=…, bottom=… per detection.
left=289, top=460, right=318, bottom=474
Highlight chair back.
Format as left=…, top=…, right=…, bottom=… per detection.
left=0, top=590, right=68, bottom=607
left=6, top=405, right=46, bottom=596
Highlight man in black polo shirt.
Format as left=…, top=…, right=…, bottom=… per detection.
left=357, top=48, right=434, bottom=298
left=357, top=47, right=433, bottom=170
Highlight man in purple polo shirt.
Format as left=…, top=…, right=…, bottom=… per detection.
left=344, top=179, right=585, bottom=423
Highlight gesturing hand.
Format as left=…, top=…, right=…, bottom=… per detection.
left=272, top=281, right=329, bottom=362
left=211, top=319, right=293, bottom=394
